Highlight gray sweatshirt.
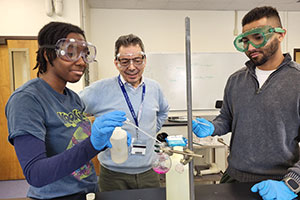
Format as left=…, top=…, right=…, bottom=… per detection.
left=212, top=53, right=300, bottom=183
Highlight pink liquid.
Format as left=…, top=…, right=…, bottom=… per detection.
left=153, top=167, right=169, bottom=174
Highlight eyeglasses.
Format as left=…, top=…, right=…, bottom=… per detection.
left=116, top=52, right=146, bottom=68
left=233, top=25, right=285, bottom=52
left=41, top=38, right=97, bottom=63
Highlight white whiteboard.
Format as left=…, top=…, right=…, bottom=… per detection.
left=144, top=52, right=247, bottom=110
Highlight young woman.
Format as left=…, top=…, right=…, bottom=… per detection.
left=5, top=21, right=127, bottom=199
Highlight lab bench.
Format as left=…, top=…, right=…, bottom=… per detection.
left=3, top=182, right=268, bottom=200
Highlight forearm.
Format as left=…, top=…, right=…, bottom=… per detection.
left=14, top=134, right=99, bottom=187
left=156, top=112, right=168, bottom=132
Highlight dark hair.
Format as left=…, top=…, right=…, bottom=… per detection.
left=33, top=21, right=85, bottom=76
left=114, top=34, right=145, bottom=58
left=242, top=6, right=282, bottom=27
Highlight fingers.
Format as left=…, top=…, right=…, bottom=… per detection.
left=251, top=183, right=259, bottom=192
left=105, top=110, right=126, bottom=117
left=251, top=181, right=272, bottom=199
left=127, top=132, right=132, bottom=146
left=101, top=111, right=126, bottom=122
left=257, top=181, right=269, bottom=197
left=94, top=111, right=127, bottom=127
left=101, top=120, right=124, bottom=128
left=106, top=141, right=112, bottom=148
left=99, top=127, right=115, bottom=136
left=192, top=120, right=198, bottom=131
left=196, top=118, right=210, bottom=125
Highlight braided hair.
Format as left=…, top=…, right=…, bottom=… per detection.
left=33, top=22, right=85, bottom=77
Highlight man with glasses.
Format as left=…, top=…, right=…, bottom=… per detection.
left=192, top=6, right=300, bottom=200
left=79, top=34, right=169, bottom=192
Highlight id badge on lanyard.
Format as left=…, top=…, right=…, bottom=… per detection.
left=118, top=76, right=147, bottom=155
left=131, top=138, right=147, bottom=155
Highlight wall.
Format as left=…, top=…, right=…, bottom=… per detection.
left=286, top=12, right=300, bottom=53
left=0, top=0, right=84, bottom=92
left=90, top=9, right=240, bottom=80
left=89, top=9, right=300, bottom=82
left=89, top=8, right=300, bottom=113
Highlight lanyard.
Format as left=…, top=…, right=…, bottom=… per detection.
left=118, top=75, right=145, bottom=127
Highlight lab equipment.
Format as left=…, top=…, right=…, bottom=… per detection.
left=125, top=118, right=204, bottom=175
left=233, top=25, right=285, bottom=52
left=110, top=127, right=128, bottom=164
left=90, top=111, right=126, bottom=150
left=251, top=180, right=298, bottom=200
left=124, top=118, right=162, bottom=144
left=192, top=118, right=214, bottom=138
left=199, top=163, right=220, bottom=176
left=165, top=135, right=188, bottom=147
left=41, top=38, right=97, bottom=63
left=152, top=152, right=172, bottom=174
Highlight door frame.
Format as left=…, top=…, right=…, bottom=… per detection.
left=294, top=48, right=300, bottom=63
left=0, top=36, right=37, bottom=180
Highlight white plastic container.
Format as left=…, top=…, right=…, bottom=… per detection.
left=86, top=193, right=95, bottom=200
left=110, top=127, right=128, bottom=164
left=166, top=146, right=190, bottom=200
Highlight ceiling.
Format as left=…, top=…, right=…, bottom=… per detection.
left=87, top=0, right=300, bottom=11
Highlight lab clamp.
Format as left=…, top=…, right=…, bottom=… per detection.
left=153, top=132, right=204, bottom=171
left=152, top=132, right=222, bottom=177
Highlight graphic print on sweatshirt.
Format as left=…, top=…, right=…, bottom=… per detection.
left=57, top=109, right=93, bottom=180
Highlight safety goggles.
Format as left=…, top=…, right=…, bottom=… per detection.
left=42, top=38, right=97, bottom=63
left=116, top=52, right=146, bottom=68
left=233, top=25, right=285, bottom=52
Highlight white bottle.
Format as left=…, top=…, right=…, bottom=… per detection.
left=110, top=127, right=128, bottom=164
left=86, top=193, right=95, bottom=200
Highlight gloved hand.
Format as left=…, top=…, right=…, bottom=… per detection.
left=126, top=132, right=132, bottom=147
left=251, top=180, right=298, bottom=200
left=192, top=118, right=214, bottom=138
left=91, top=111, right=126, bottom=150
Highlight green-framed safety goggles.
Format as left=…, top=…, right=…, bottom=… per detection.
left=233, top=25, right=285, bottom=52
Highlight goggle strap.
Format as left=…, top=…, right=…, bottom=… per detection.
left=273, top=27, right=285, bottom=33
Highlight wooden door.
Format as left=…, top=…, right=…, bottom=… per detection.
left=294, top=49, right=300, bottom=64
left=0, top=39, right=38, bottom=180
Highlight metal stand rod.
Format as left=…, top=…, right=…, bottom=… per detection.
left=185, top=16, right=195, bottom=200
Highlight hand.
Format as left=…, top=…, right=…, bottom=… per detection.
left=251, top=180, right=298, bottom=200
left=90, top=111, right=126, bottom=150
left=126, top=132, right=132, bottom=147
left=192, top=118, right=214, bottom=138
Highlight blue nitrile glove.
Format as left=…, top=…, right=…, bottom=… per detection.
left=127, top=132, right=132, bottom=147
left=91, top=111, right=126, bottom=150
left=251, top=180, right=298, bottom=200
left=192, top=118, right=214, bottom=138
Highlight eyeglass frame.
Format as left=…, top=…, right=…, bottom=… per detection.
left=233, top=25, right=285, bottom=52
left=115, top=51, right=146, bottom=68
left=40, top=38, right=97, bottom=63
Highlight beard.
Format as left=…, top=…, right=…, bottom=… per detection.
left=246, top=37, right=280, bottom=66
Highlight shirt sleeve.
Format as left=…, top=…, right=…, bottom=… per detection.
left=156, top=86, right=170, bottom=132
left=211, top=77, right=233, bottom=136
left=13, top=134, right=99, bottom=187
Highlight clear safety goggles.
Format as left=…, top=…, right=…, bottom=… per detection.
left=42, top=38, right=97, bottom=63
left=233, top=25, right=285, bottom=52
left=116, top=51, right=146, bottom=68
